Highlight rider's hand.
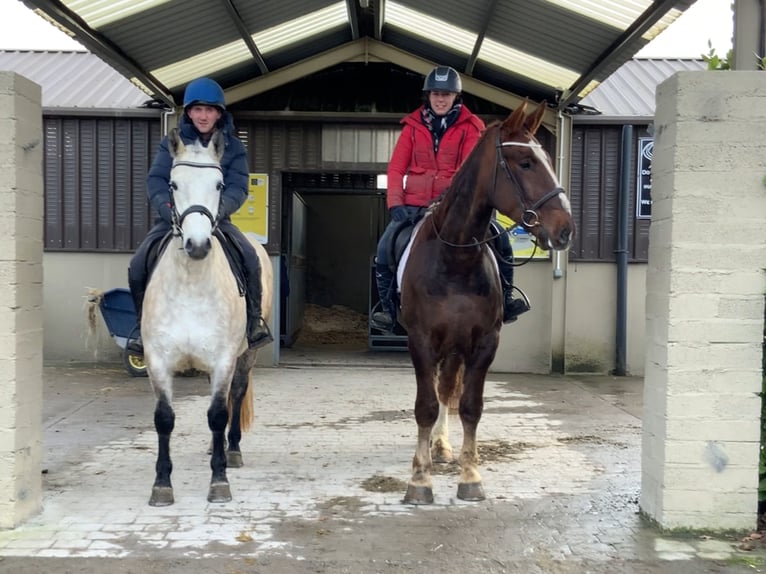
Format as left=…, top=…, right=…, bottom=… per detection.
left=158, top=202, right=173, bottom=223
left=219, top=195, right=238, bottom=219
left=390, top=206, right=408, bottom=222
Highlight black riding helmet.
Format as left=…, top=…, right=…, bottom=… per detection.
left=423, top=66, right=462, bottom=93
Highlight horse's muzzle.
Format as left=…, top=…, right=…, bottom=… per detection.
left=185, top=237, right=212, bottom=260
left=539, top=223, right=574, bottom=251
left=555, top=226, right=574, bottom=250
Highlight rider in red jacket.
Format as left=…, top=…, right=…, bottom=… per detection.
left=371, top=66, right=530, bottom=331
left=386, top=97, right=485, bottom=210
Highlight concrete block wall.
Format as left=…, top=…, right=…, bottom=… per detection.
left=0, top=72, right=44, bottom=529
left=641, top=71, right=766, bottom=530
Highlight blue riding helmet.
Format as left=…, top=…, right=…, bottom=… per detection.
left=183, top=77, right=226, bottom=110
left=423, top=66, right=462, bottom=93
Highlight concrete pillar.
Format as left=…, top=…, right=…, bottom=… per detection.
left=641, top=71, right=766, bottom=530
left=0, top=72, right=44, bottom=529
left=733, top=0, right=763, bottom=71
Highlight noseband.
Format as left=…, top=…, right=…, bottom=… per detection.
left=494, top=134, right=565, bottom=229
left=168, top=160, right=224, bottom=236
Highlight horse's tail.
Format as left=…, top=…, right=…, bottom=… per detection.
left=448, top=373, right=464, bottom=411
left=229, top=370, right=255, bottom=433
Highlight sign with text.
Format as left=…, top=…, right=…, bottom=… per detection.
left=636, top=138, right=653, bottom=219
left=231, top=174, right=269, bottom=244
left=495, top=213, right=549, bottom=260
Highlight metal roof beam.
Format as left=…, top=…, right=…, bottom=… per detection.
left=225, top=38, right=557, bottom=131
left=365, top=40, right=558, bottom=130
left=466, top=0, right=499, bottom=76
left=346, top=0, right=360, bottom=40
left=560, top=0, right=678, bottom=109
left=373, top=0, right=385, bottom=40
left=21, top=0, right=175, bottom=108
left=219, top=0, right=269, bottom=74
left=226, top=39, right=374, bottom=103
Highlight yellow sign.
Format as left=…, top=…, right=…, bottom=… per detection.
left=495, top=212, right=549, bottom=260
left=231, top=174, right=269, bottom=244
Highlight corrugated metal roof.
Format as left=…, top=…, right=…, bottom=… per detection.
left=0, top=49, right=151, bottom=109
left=579, top=57, right=706, bottom=118
left=0, top=50, right=706, bottom=121
left=22, top=0, right=696, bottom=116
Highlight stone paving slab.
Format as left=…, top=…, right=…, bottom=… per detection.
left=0, top=360, right=764, bottom=573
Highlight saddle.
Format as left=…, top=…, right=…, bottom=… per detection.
left=146, top=229, right=246, bottom=296
left=385, top=207, right=428, bottom=274
left=386, top=214, right=510, bottom=273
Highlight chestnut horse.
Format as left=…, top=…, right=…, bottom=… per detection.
left=141, top=129, right=273, bottom=506
left=398, top=101, right=575, bottom=504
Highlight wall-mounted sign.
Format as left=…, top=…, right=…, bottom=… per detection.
left=231, top=174, right=269, bottom=244
left=637, top=138, right=653, bottom=219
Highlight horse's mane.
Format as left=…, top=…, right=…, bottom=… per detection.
left=436, top=120, right=500, bottom=211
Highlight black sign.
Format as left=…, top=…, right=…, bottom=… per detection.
left=636, top=138, right=652, bottom=219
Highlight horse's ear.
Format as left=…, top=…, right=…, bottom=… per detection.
left=503, top=99, right=529, bottom=134
left=168, top=128, right=184, bottom=158
left=210, top=130, right=226, bottom=161
left=524, top=101, right=547, bottom=135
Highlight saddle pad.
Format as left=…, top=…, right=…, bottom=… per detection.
left=395, top=215, right=428, bottom=294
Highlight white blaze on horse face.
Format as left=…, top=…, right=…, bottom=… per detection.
left=171, top=150, right=223, bottom=248
left=503, top=141, right=573, bottom=216
left=529, top=144, right=572, bottom=215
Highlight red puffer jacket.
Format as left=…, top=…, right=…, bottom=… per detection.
left=386, top=105, right=485, bottom=209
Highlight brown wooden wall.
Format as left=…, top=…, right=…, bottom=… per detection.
left=43, top=115, right=162, bottom=252
left=42, top=115, right=652, bottom=263
left=569, top=124, right=652, bottom=262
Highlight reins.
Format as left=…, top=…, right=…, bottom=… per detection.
left=168, top=160, right=224, bottom=237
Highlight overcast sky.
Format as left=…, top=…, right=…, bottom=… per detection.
left=2, top=0, right=733, bottom=58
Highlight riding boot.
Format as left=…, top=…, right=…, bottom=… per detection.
left=125, top=222, right=171, bottom=357
left=503, top=285, right=531, bottom=324
left=494, top=235, right=531, bottom=324
left=126, top=274, right=146, bottom=356
left=245, top=263, right=273, bottom=350
left=371, top=261, right=395, bottom=331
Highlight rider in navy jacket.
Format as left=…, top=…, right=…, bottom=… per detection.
left=146, top=113, right=249, bottom=225
left=127, top=77, right=273, bottom=356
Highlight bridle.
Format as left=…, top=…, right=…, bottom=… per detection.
left=432, top=124, right=564, bottom=256
left=494, top=134, right=565, bottom=229
left=168, top=160, right=224, bottom=237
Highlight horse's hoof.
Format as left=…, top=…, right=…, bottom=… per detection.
left=457, top=481, right=485, bottom=501
left=149, top=486, right=174, bottom=506
left=208, top=481, right=232, bottom=503
left=403, top=484, right=434, bottom=505
left=226, top=450, right=243, bottom=468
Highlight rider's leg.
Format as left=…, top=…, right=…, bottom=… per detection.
left=492, top=220, right=530, bottom=324
left=126, top=222, right=172, bottom=355
left=371, top=220, right=397, bottom=330
left=218, top=221, right=273, bottom=350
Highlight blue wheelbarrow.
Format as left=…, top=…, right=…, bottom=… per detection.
left=95, top=288, right=146, bottom=377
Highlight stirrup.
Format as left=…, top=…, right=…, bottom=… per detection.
left=503, top=287, right=531, bottom=324
left=248, top=318, right=273, bottom=350
left=126, top=336, right=144, bottom=356
left=370, top=310, right=394, bottom=331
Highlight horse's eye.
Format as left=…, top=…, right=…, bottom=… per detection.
left=216, top=182, right=224, bottom=191
left=520, top=159, right=532, bottom=170
left=169, top=181, right=178, bottom=191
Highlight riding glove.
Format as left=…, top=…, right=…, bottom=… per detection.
left=219, top=194, right=239, bottom=220
left=158, top=201, right=173, bottom=223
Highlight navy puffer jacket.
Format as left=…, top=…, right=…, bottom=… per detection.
left=146, top=112, right=249, bottom=222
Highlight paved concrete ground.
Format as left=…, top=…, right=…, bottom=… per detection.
left=1, top=345, right=765, bottom=573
